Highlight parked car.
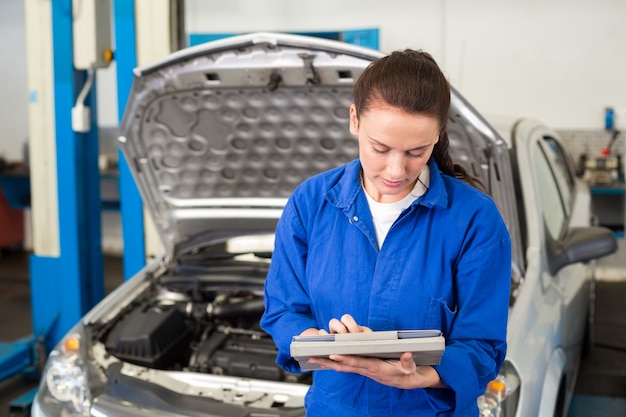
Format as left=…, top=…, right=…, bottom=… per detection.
left=32, top=32, right=616, bottom=417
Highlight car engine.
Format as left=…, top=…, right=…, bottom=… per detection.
left=101, top=267, right=311, bottom=385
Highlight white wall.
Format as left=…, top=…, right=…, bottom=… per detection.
left=3, top=0, right=626, bottom=160
left=185, top=0, right=626, bottom=130
left=0, top=0, right=119, bottom=158
left=444, top=0, right=626, bottom=128
left=0, top=0, right=29, bottom=161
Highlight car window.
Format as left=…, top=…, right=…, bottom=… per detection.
left=534, top=143, right=567, bottom=239
left=542, top=135, right=575, bottom=211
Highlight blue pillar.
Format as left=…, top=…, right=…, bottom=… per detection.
left=113, top=0, right=146, bottom=280
left=29, top=0, right=104, bottom=350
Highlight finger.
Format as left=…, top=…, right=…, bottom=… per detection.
left=318, top=328, right=329, bottom=335
left=318, top=355, right=370, bottom=373
left=399, top=352, right=417, bottom=371
left=329, top=354, right=381, bottom=371
left=329, top=354, right=361, bottom=367
left=329, top=318, right=348, bottom=334
left=307, top=356, right=352, bottom=371
left=299, top=327, right=321, bottom=337
left=340, top=314, right=363, bottom=332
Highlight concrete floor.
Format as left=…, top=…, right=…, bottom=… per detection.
left=0, top=247, right=625, bottom=416
left=569, top=278, right=626, bottom=417
left=0, top=248, right=123, bottom=416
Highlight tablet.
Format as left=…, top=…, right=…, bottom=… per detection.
left=290, top=330, right=445, bottom=371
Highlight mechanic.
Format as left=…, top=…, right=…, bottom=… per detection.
left=260, top=49, right=511, bottom=416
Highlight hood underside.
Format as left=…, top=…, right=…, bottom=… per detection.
left=119, top=32, right=513, bottom=255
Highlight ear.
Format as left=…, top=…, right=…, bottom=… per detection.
left=435, top=127, right=445, bottom=144
left=349, top=104, right=359, bottom=135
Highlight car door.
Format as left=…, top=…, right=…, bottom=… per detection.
left=533, top=132, right=591, bottom=408
left=521, top=122, right=590, bottom=416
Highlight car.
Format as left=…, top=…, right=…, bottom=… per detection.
left=31, top=32, right=617, bottom=417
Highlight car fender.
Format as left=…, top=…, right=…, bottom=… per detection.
left=537, top=347, right=566, bottom=417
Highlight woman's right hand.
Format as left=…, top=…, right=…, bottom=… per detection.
left=300, top=314, right=372, bottom=337
left=299, top=327, right=329, bottom=336
left=299, top=314, right=371, bottom=337
left=328, top=314, right=372, bottom=334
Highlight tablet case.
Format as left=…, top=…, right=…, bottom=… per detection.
left=290, top=330, right=445, bottom=371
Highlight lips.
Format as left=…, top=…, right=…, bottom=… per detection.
left=381, top=178, right=404, bottom=188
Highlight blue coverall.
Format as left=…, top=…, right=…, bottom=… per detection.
left=261, top=158, right=511, bottom=416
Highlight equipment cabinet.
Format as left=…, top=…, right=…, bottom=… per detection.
left=591, top=183, right=625, bottom=238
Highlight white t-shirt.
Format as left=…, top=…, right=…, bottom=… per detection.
left=363, top=165, right=430, bottom=250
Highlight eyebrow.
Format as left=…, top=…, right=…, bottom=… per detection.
left=368, top=137, right=434, bottom=151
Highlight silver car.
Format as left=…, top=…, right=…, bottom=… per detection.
left=32, top=32, right=616, bottom=417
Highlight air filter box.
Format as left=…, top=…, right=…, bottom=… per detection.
left=105, top=307, right=191, bottom=368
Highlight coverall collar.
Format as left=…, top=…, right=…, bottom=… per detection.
left=324, top=158, right=449, bottom=210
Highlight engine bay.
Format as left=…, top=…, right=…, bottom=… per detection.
left=100, top=265, right=311, bottom=385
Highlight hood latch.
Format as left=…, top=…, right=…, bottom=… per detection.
left=298, top=53, right=320, bottom=85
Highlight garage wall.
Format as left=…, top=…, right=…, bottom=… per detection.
left=0, top=0, right=29, bottom=161
left=444, top=0, right=626, bottom=129
left=185, top=0, right=626, bottom=130
left=2, top=0, right=626, bottom=157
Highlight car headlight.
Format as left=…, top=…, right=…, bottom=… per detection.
left=477, top=361, right=521, bottom=417
left=33, top=323, right=105, bottom=417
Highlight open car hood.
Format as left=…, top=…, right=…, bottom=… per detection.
left=119, top=32, right=516, bottom=259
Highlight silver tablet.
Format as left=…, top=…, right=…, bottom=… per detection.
left=290, top=330, right=445, bottom=371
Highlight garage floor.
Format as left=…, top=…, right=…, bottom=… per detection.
left=0, top=248, right=123, bottom=416
left=568, top=279, right=626, bottom=416
left=0, top=248, right=625, bottom=416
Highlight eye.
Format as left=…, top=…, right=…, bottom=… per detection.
left=371, top=146, right=388, bottom=154
left=407, top=151, right=425, bottom=159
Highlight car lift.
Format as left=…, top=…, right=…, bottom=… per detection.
left=0, top=0, right=144, bottom=414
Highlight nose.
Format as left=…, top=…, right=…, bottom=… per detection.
left=386, top=152, right=406, bottom=179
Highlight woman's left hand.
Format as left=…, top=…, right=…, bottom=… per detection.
left=308, top=352, right=443, bottom=389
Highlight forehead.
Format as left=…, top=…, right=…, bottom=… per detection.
left=359, top=105, right=440, bottom=131
left=360, top=99, right=439, bottom=121
left=358, top=108, right=440, bottom=151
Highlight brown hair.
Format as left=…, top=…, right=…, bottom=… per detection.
left=353, top=49, right=484, bottom=190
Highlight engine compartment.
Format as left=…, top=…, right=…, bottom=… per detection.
left=101, top=266, right=311, bottom=385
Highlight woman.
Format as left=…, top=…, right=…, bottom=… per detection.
left=260, top=49, right=511, bottom=416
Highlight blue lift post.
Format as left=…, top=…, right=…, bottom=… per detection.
left=113, top=0, right=146, bottom=281
left=0, top=0, right=104, bottom=412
